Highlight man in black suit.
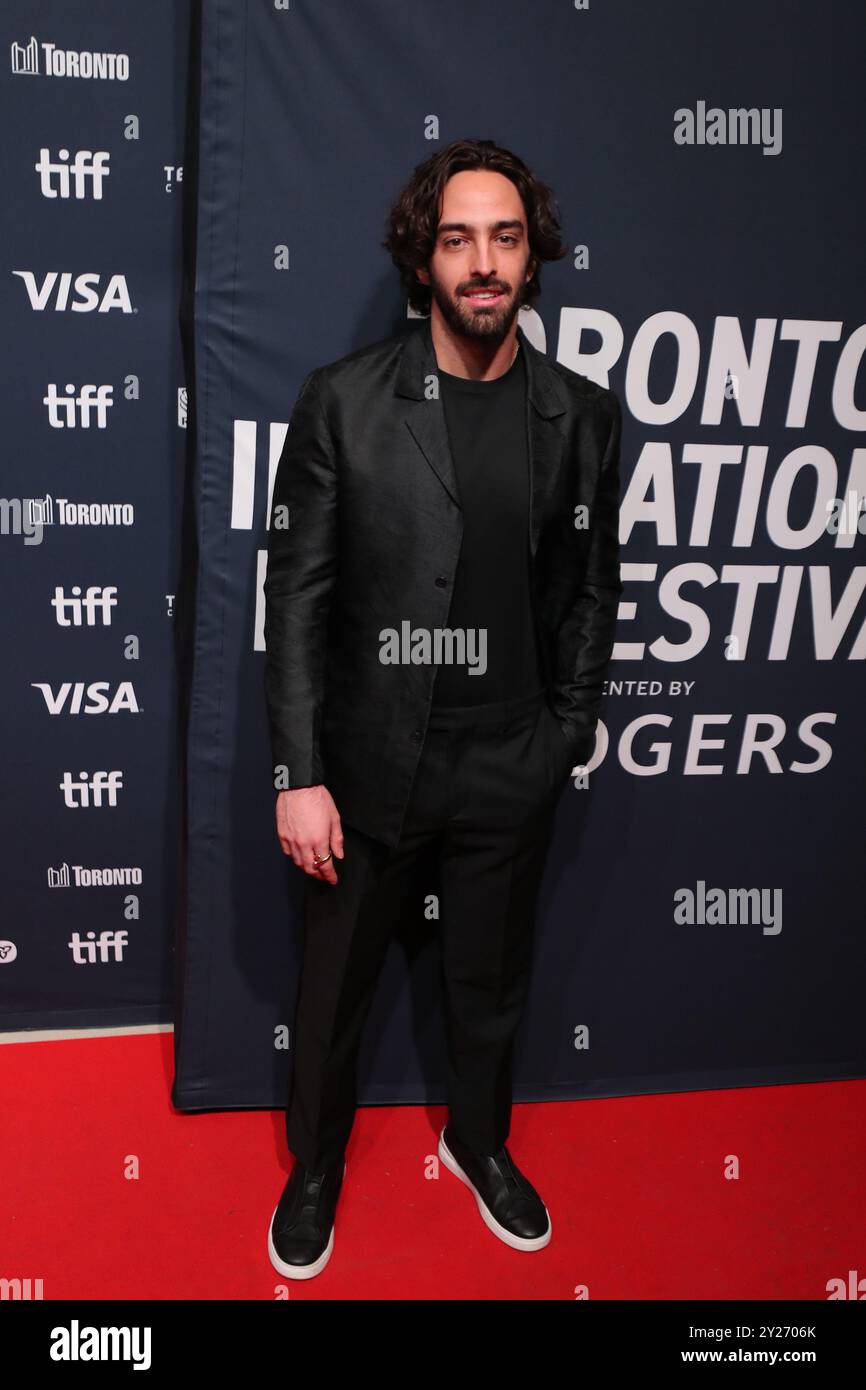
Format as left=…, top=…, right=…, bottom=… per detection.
left=263, top=138, right=623, bottom=1279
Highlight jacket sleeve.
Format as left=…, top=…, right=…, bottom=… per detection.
left=263, top=367, right=337, bottom=789
left=553, top=388, right=624, bottom=765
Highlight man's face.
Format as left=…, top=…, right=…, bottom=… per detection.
left=417, top=170, right=536, bottom=340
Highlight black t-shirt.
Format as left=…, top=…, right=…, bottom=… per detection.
left=431, top=344, right=545, bottom=706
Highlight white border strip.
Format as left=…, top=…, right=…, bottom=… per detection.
left=0, top=1024, right=174, bottom=1045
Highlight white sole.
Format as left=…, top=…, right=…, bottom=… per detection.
left=438, top=1127, right=552, bottom=1251
left=267, top=1160, right=346, bottom=1280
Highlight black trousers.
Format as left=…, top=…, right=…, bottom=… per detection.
left=285, top=685, right=574, bottom=1171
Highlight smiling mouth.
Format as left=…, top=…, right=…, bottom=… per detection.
left=464, top=289, right=506, bottom=301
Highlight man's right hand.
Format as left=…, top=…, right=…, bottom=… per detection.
left=275, top=786, right=344, bottom=884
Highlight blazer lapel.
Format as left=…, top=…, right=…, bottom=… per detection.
left=520, top=322, right=569, bottom=557
left=395, top=316, right=461, bottom=507
left=394, top=314, right=569, bottom=557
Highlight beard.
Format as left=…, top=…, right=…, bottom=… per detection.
left=427, top=270, right=525, bottom=342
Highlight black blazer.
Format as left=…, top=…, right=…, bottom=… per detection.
left=263, top=315, right=623, bottom=848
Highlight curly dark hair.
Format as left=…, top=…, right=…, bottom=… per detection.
left=382, top=138, right=570, bottom=316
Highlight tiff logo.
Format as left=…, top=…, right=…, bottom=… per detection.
left=52, top=586, right=118, bottom=625
left=68, top=930, right=129, bottom=964
left=35, top=148, right=110, bottom=199
left=59, top=771, right=123, bottom=807
left=44, top=383, right=113, bottom=428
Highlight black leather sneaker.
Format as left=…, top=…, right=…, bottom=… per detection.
left=438, top=1124, right=551, bottom=1250
left=267, top=1156, right=346, bottom=1280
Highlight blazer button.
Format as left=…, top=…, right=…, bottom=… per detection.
left=434, top=575, right=448, bottom=587
left=411, top=729, right=423, bottom=742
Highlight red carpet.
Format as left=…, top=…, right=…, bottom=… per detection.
left=2, top=1031, right=862, bottom=1300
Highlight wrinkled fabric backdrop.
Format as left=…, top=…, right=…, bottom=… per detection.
left=3, top=2, right=862, bottom=1110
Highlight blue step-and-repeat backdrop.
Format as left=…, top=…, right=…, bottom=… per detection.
left=3, top=2, right=864, bottom=1113
left=1, top=1, right=191, bottom=1030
